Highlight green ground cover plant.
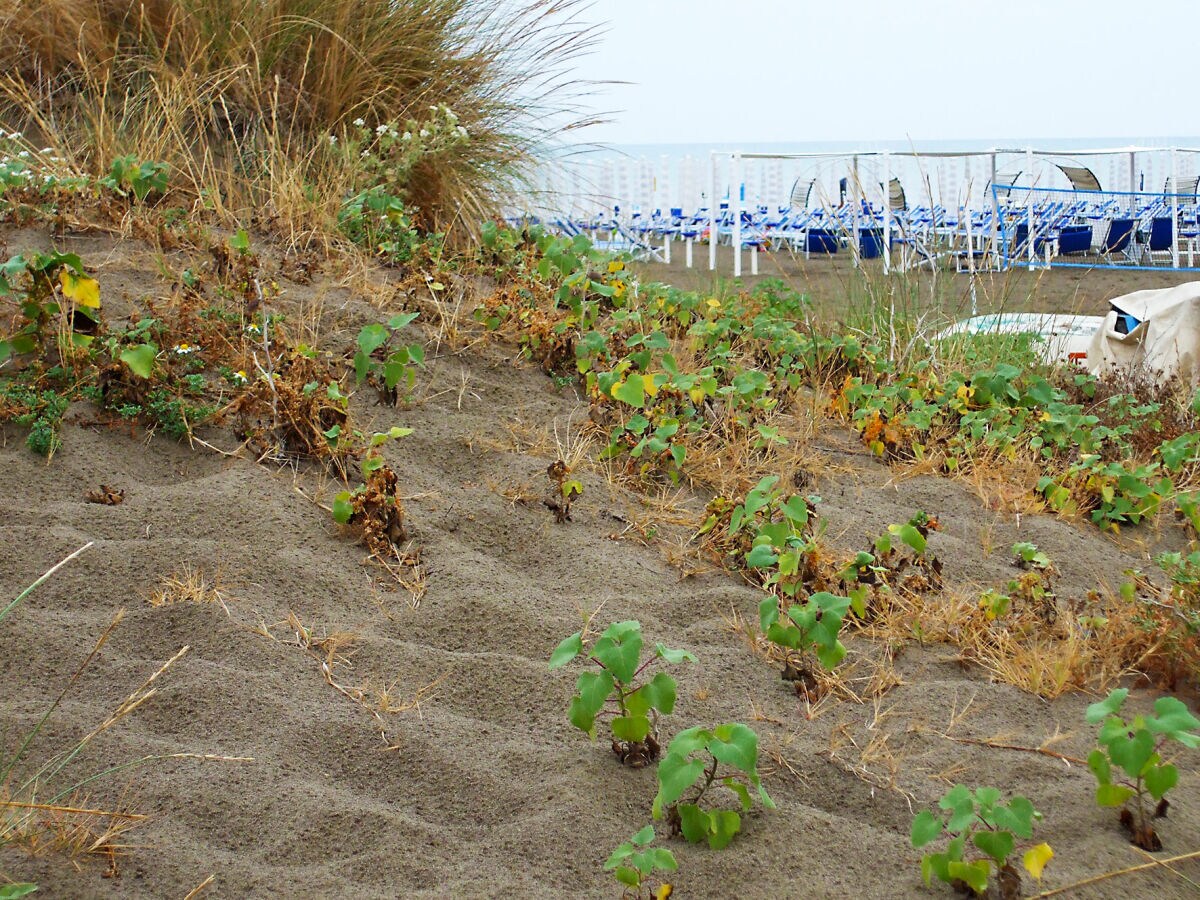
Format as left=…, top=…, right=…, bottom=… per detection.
left=1086, top=688, right=1200, bottom=850
left=650, top=723, right=774, bottom=850
left=911, top=785, right=1052, bottom=898
left=603, top=826, right=676, bottom=899
left=550, top=620, right=696, bottom=767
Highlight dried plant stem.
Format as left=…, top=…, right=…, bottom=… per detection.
left=937, top=734, right=1086, bottom=767
left=1030, top=849, right=1200, bottom=897
left=183, top=874, right=216, bottom=899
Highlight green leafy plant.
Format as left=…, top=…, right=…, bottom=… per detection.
left=1175, top=490, right=1200, bottom=535
left=352, top=314, right=425, bottom=404
left=100, top=155, right=168, bottom=201
left=549, top=620, right=695, bottom=767
left=758, top=592, right=851, bottom=694
left=1050, top=456, right=1173, bottom=531
left=1086, top=687, right=1200, bottom=850
left=603, top=826, right=676, bottom=899
left=0, top=883, right=37, bottom=898
left=911, top=785, right=1052, bottom=897
left=1011, top=542, right=1050, bottom=570
left=0, top=251, right=100, bottom=364
left=332, top=426, right=413, bottom=526
left=650, top=723, right=774, bottom=849
left=1, top=383, right=69, bottom=458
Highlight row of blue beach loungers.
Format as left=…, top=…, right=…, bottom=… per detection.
left=528, top=189, right=1200, bottom=270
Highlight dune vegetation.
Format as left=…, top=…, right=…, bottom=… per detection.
left=1, top=2, right=1200, bottom=898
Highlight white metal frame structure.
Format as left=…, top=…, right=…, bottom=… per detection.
left=701, top=146, right=1200, bottom=278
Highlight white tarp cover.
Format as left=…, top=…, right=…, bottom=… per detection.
left=1087, top=282, right=1200, bottom=386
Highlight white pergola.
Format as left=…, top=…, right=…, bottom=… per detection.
left=708, top=146, right=1200, bottom=277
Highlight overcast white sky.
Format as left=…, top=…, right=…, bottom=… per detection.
left=568, top=0, right=1197, bottom=145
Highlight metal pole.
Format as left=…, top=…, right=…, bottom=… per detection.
left=708, top=152, right=717, bottom=271
left=1171, top=147, right=1180, bottom=269
left=1128, top=151, right=1136, bottom=218
left=990, top=152, right=1000, bottom=269
left=1026, top=147, right=1035, bottom=269
left=882, top=152, right=891, bottom=275
left=733, top=151, right=743, bottom=278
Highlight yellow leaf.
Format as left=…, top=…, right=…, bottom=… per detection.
left=688, top=387, right=706, bottom=405
left=60, top=270, right=101, bottom=309
left=655, top=884, right=672, bottom=899
left=706, top=298, right=721, bottom=309
left=644, top=373, right=660, bottom=398
left=1023, top=843, right=1053, bottom=880
left=607, top=259, right=625, bottom=273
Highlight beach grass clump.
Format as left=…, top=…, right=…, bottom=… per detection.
left=0, top=0, right=594, bottom=238
left=1, top=546, right=156, bottom=882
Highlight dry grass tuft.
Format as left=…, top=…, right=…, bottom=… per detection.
left=255, top=612, right=437, bottom=743
left=0, top=789, right=145, bottom=875
left=148, top=565, right=236, bottom=615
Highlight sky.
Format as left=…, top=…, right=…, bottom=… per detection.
left=566, top=0, right=1197, bottom=146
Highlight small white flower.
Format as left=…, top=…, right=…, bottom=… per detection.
left=401, top=132, right=412, bottom=142
left=245, top=323, right=262, bottom=335
left=419, top=129, right=429, bottom=138
left=360, top=149, right=370, bottom=158
left=375, top=124, right=389, bottom=135
left=17, top=151, right=28, bottom=158
left=40, top=147, right=52, bottom=154
left=353, top=117, right=365, bottom=127
left=173, top=342, right=199, bottom=355
left=429, top=105, right=439, bottom=112
left=445, top=110, right=458, bottom=124
left=232, top=370, right=249, bottom=385
left=327, top=134, right=337, bottom=144
left=9, top=132, right=22, bottom=140
left=387, top=127, right=398, bottom=139
left=456, top=126, right=469, bottom=138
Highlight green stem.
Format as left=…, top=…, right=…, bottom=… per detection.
left=0, top=542, right=92, bottom=628
left=686, top=755, right=719, bottom=807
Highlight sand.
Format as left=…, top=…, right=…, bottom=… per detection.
left=637, top=242, right=1200, bottom=320
left=2, top=230, right=1199, bottom=898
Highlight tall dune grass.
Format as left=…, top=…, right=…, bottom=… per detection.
left=0, top=0, right=597, bottom=240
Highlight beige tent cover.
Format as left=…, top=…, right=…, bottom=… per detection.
left=1087, top=282, right=1200, bottom=385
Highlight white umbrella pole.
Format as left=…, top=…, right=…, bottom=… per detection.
left=882, top=152, right=891, bottom=275
left=1026, top=147, right=1035, bottom=269
left=1171, top=147, right=1180, bottom=269
left=733, top=151, right=743, bottom=278
left=708, top=152, right=717, bottom=271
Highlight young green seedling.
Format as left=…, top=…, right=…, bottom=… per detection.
left=604, top=826, right=676, bottom=899
left=911, top=785, right=1052, bottom=898
left=549, top=620, right=695, bottom=767
left=353, top=313, right=425, bottom=404
left=1011, top=541, right=1051, bottom=571
left=651, top=723, right=774, bottom=850
left=758, top=592, right=851, bottom=695
left=1086, top=687, right=1200, bottom=850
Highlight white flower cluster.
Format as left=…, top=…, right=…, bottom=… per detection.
left=344, top=103, right=471, bottom=198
